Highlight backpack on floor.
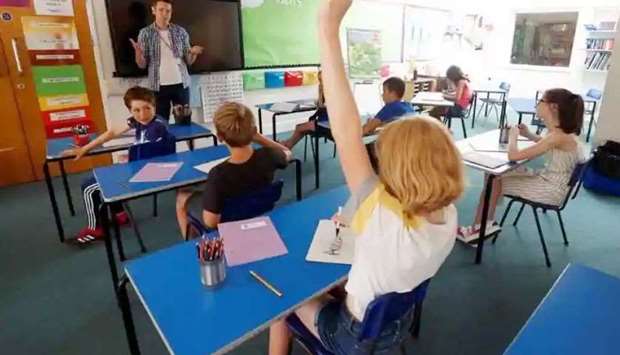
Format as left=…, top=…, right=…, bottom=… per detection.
left=593, top=140, right=620, bottom=179
left=583, top=162, right=620, bottom=197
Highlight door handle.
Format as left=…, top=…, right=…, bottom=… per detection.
left=11, top=38, right=23, bottom=75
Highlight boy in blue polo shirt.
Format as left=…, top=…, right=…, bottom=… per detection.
left=362, top=77, right=414, bottom=135
left=62, top=86, right=169, bottom=244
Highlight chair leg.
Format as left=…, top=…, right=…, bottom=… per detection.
left=152, top=194, right=158, bottom=217
left=532, top=207, right=551, bottom=268
left=493, top=199, right=515, bottom=244
left=556, top=211, right=569, bottom=245
left=513, top=203, right=525, bottom=226
left=572, top=180, right=582, bottom=200
left=332, top=143, right=337, bottom=158
left=460, top=117, right=467, bottom=138
left=410, top=302, right=423, bottom=338
left=123, top=202, right=147, bottom=254
left=303, top=136, right=308, bottom=162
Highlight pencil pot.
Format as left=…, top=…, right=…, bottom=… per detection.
left=199, top=256, right=227, bottom=288
left=73, top=134, right=90, bottom=147
left=174, top=112, right=192, bottom=126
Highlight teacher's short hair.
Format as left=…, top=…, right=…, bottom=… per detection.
left=123, top=86, right=156, bottom=109
left=152, top=0, right=173, bottom=6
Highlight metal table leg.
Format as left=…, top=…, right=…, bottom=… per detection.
left=258, top=109, right=263, bottom=134
left=100, top=203, right=120, bottom=297
left=59, top=160, right=75, bottom=216
left=118, top=275, right=141, bottom=355
left=44, top=161, right=65, bottom=242
left=272, top=113, right=279, bottom=141
left=586, top=101, right=597, bottom=143
left=293, top=158, right=302, bottom=201
left=475, top=174, right=496, bottom=264
left=314, top=125, right=320, bottom=189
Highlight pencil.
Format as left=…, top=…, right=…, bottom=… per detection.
left=249, top=270, right=283, bottom=297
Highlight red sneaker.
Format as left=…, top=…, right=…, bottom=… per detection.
left=74, top=227, right=104, bottom=245
left=115, top=211, right=130, bottom=226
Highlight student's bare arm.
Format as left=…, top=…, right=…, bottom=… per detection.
left=202, top=210, right=221, bottom=229
left=318, top=0, right=373, bottom=192
left=62, top=124, right=131, bottom=160
left=507, top=127, right=556, bottom=161
left=252, top=133, right=293, bottom=161
left=362, top=118, right=382, bottom=136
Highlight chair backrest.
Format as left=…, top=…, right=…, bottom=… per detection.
left=219, top=179, right=284, bottom=223
left=586, top=89, right=603, bottom=100
left=499, top=82, right=511, bottom=93
left=560, top=161, right=588, bottom=209
left=128, top=133, right=176, bottom=161
left=357, top=279, right=431, bottom=343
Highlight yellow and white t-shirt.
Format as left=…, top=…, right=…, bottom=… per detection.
left=341, top=176, right=457, bottom=321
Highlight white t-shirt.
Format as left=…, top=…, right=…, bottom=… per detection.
left=158, top=29, right=183, bottom=86
left=341, top=176, right=457, bottom=320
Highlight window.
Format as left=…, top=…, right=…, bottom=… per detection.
left=510, top=12, right=578, bottom=67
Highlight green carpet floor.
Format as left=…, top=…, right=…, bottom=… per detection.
left=1, top=116, right=618, bottom=355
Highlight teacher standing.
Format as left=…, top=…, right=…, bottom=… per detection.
left=130, top=0, right=204, bottom=121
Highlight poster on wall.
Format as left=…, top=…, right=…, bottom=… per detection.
left=346, top=28, right=382, bottom=79
left=28, top=49, right=80, bottom=66
left=21, top=16, right=79, bottom=50
left=0, top=0, right=29, bottom=6
left=32, top=65, right=86, bottom=97
left=34, top=0, right=74, bottom=17
left=38, top=93, right=89, bottom=111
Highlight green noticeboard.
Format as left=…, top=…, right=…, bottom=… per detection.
left=32, top=65, right=86, bottom=97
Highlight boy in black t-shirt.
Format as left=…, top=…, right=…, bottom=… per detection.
left=176, top=102, right=291, bottom=238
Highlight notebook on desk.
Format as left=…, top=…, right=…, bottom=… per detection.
left=129, top=162, right=184, bottom=183
left=270, top=102, right=299, bottom=113
left=462, top=151, right=508, bottom=169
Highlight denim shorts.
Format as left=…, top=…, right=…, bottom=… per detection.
left=315, top=300, right=413, bottom=355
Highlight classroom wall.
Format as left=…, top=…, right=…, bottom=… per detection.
left=594, top=26, right=620, bottom=145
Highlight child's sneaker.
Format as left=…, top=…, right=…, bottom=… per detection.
left=457, top=222, right=501, bottom=245
left=73, top=227, right=104, bottom=245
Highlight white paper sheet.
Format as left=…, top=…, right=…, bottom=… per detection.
left=194, top=156, right=230, bottom=174
left=306, top=220, right=356, bottom=265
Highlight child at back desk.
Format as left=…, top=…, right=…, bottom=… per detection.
left=176, top=102, right=292, bottom=238
left=62, top=86, right=169, bottom=244
left=269, top=1, right=465, bottom=354
left=361, top=76, right=415, bottom=135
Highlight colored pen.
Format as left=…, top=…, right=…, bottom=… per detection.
left=249, top=270, right=283, bottom=297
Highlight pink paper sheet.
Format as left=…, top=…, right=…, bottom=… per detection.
left=129, top=162, right=183, bottom=183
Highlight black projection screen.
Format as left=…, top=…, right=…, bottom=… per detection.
left=105, top=0, right=244, bottom=77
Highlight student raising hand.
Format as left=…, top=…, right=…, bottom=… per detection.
left=318, top=0, right=374, bottom=193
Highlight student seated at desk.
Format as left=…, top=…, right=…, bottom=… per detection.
left=429, top=65, right=472, bottom=121
left=282, top=71, right=328, bottom=149
left=361, top=77, right=414, bottom=136
left=62, top=86, right=169, bottom=244
left=176, top=102, right=291, bottom=238
left=269, top=1, right=465, bottom=354
left=458, top=88, right=585, bottom=239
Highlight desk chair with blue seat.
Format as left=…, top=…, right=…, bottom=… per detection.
left=493, top=162, right=587, bottom=267
left=185, top=179, right=284, bottom=238
left=476, top=82, right=511, bottom=121
left=120, top=134, right=177, bottom=254
left=286, top=279, right=431, bottom=355
left=584, top=89, right=602, bottom=142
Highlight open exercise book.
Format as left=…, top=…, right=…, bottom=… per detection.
left=194, top=156, right=230, bottom=174
left=306, top=220, right=356, bottom=265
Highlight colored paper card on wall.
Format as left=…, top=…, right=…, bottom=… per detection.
left=284, top=71, right=303, bottom=87
left=42, top=106, right=89, bottom=125
left=39, top=93, right=89, bottom=111
left=243, top=72, right=265, bottom=91
left=22, top=16, right=79, bottom=51
left=302, top=71, right=319, bottom=86
left=265, top=71, right=284, bottom=89
left=0, top=0, right=29, bottom=6
left=34, top=0, right=74, bottom=17
left=33, top=65, right=86, bottom=96
left=45, top=118, right=94, bottom=139
left=29, top=49, right=81, bottom=66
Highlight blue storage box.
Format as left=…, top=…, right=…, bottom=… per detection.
left=265, top=71, right=285, bottom=88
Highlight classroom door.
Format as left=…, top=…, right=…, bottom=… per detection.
left=0, top=32, right=36, bottom=186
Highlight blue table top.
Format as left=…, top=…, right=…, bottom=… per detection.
left=125, top=186, right=351, bottom=355
left=94, top=145, right=230, bottom=203
left=507, top=98, right=537, bottom=115
left=505, top=263, right=620, bottom=355
left=46, top=122, right=213, bottom=161
left=256, top=99, right=317, bottom=112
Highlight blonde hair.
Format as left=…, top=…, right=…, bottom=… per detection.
left=214, top=102, right=256, bottom=147
left=375, top=116, right=465, bottom=217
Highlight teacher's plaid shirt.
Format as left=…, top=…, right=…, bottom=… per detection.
left=138, top=23, right=192, bottom=91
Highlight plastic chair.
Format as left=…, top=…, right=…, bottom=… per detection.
left=185, top=179, right=284, bottom=238
left=443, top=95, right=474, bottom=138
left=286, top=279, right=431, bottom=355
left=493, top=162, right=588, bottom=267
left=122, top=133, right=177, bottom=254
left=476, top=82, right=510, bottom=121
left=303, top=108, right=336, bottom=162
left=584, top=89, right=603, bottom=142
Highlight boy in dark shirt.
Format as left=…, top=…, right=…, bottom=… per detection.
left=176, top=102, right=291, bottom=238
left=63, top=86, right=169, bottom=244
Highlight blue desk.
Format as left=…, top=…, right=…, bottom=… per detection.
left=505, top=263, right=620, bottom=355
left=44, top=122, right=216, bottom=242
left=256, top=99, right=317, bottom=141
left=119, top=186, right=350, bottom=355
left=94, top=145, right=303, bottom=301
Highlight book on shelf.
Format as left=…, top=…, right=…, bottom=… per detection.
left=586, top=39, right=614, bottom=50
left=585, top=51, right=612, bottom=71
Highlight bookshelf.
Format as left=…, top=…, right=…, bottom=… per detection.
left=583, top=21, right=617, bottom=72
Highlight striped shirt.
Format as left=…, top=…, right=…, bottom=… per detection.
left=137, top=23, right=191, bottom=91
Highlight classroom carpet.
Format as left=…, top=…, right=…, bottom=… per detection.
left=1, top=115, right=619, bottom=355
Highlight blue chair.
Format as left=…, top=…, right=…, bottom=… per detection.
left=443, top=95, right=474, bottom=138
left=493, top=162, right=588, bottom=267
left=185, top=179, right=284, bottom=238
left=584, top=89, right=603, bottom=142
left=286, top=279, right=431, bottom=355
left=476, top=82, right=511, bottom=122
left=120, top=134, right=177, bottom=255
